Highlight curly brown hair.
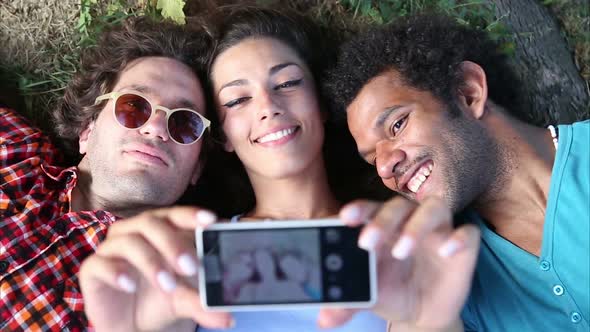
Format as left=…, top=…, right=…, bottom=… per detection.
left=53, top=16, right=214, bottom=152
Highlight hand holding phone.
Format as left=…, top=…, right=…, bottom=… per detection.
left=318, top=197, right=480, bottom=331
left=196, top=219, right=377, bottom=311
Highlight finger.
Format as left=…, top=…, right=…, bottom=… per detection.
left=79, top=255, right=138, bottom=294
left=356, top=196, right=417, bottom=252
left=317, top=308, right=358, bottom=329
left=339, top=199, right=383, bottom=226
left=109, top=215, right=199, bottom=277
left=391, top=197, right=452, bottom=260
left=432, top=224, right=481, bottom=315
left=97, top=234, right=178, bottom=293
left=438, top=223, right=480, bottom=258
left=171, top=283, right=234, bottom=329
left=109, top=206, right=217, bottom=236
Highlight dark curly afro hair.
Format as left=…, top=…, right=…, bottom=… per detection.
left=324, top=13, right=529, bottom=124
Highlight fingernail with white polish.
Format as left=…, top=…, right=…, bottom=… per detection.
left=196, top=210, right=216, bottom=225
left=177, top=253, right=198, bottom=276
left=117, top=274, right=137, bottom=293
left=391, top=236, right=414, bottom=260
left=157, top=271, right=177, bottom=292
left=438, top=239, right=460, bottom=257
left=358, top=228, right=381, bottom=251
left=341, top=205, right=360, bottom=222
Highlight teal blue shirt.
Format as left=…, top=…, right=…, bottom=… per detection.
left=462, top=120, right=590, bottom=331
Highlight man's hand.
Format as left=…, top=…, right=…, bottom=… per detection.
left=319, top=197, right=480, bottom=332
left=79, top=206, right=234, bottom=332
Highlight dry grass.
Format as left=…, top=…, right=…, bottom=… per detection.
left=0, top=0, right=588, bottom=132
left=0, top=0, right=81, bottom=128
left=545, top=0, right=590, bottom=81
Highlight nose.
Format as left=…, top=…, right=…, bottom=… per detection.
left=257, top=90, right=283, bottom=121
left=139, top=109, right=169, bottom=142
left=375, top=140, right=406, bottom=187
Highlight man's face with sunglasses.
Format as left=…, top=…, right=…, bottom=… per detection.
left=78, top=56, right=208, bottom=207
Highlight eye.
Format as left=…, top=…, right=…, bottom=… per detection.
left=274, top=79, right=302, bottom=90
left=223, top=97, right=251, bottom=108
left=389, top=114, right=409, bottom=137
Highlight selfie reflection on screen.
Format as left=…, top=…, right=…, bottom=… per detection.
left=219, top=229, right=322, bottom=304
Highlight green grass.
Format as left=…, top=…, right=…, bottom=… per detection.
left=0, top=0, right=586, bottom=133
left=0, top=0, right=171, bottom=132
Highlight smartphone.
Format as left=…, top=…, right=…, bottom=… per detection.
left=196, top=218, right=377, bottom=311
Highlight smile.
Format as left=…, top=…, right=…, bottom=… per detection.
left=255, top=126, right=299, bottom=144
left=406, top=161, right=433, bottom=193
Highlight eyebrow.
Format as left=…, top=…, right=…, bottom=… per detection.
left=218, top=79, right=248, bottom=92
left=269, top=62, right=300, bottom=75
left=217, top=62, right=302, bottom=93
left=119, top=84, right=152, bottom=94
left=374, top=105, right=404, bottom=130
left=357, top=105, right=404, bottom=160
left=118, top=84, right=200, bottom=111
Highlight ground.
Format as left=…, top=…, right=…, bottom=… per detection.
left=0, top=0, right=587, bottom=134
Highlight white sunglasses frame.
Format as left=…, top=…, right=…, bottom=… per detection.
left=94, top=91, right=211, bottom=145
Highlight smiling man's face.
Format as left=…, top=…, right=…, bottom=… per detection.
left=78, top=56, right=207, bottom=207
left=346, top=69, right=495, bottom=212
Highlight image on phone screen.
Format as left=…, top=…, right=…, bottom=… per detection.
left=198, top=221, right=375, bottom=309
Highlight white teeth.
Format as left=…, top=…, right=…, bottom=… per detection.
left=257, top=127, right=296, bottom=143
left=407, top=163, right=433, bottom=193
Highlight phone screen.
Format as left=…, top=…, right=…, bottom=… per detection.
left=200, top=225, right=372, bottom=307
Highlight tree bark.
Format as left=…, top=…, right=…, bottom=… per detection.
left=489, top=0, right=589, bottom=125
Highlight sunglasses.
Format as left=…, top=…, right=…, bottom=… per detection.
left=94, top=91, right=211, bottom=145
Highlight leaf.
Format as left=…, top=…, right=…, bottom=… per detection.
left=156, top=0, right=186, bottom=24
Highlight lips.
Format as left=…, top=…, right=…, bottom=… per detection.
left=123, top=144, right=170, bottom=166
left=253, top=126, right=300, bottom=145
left=406, top=161, right=433, bottom=193
left=395, top=159, right=434, bottom=194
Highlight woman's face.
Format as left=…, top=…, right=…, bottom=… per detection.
left=211, top=37, right=325, bottom=179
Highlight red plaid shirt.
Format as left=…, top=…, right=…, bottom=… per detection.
left=1, top=108, right=117, bottom=331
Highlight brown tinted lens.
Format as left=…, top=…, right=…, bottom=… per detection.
left=168, top=110, right=204, bottom=144
left=114, top=93, right=152, bottom=128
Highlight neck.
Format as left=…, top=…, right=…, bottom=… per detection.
left=245, top=156, right=340, bottom=220
left=70, top=162, right=157, bottom=219
left=472, top=105, right=556, bottom=255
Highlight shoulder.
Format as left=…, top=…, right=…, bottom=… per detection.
left=1, top=107, right=59, bottom=167
left=0, top=107, right=42, bottom=141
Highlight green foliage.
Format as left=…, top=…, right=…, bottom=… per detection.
left=339, top=0, right=513, bottom=54
left=3, top=0, right=585, bottom=129
left=157, top=0, right=187, bottom=24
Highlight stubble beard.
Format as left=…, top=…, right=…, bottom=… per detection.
left=84, top=138, right=176, bottom=209
left=439, top=109, right=508, bottom=213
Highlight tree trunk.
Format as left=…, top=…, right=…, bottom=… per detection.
left=489, top=0, right=589, bottom=125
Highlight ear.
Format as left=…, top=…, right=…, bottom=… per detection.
left=78, top=121, right=95, bottom=154
left=455, top=61, right=488, bottom=119
left=190, top=160, right=204, bottom=185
